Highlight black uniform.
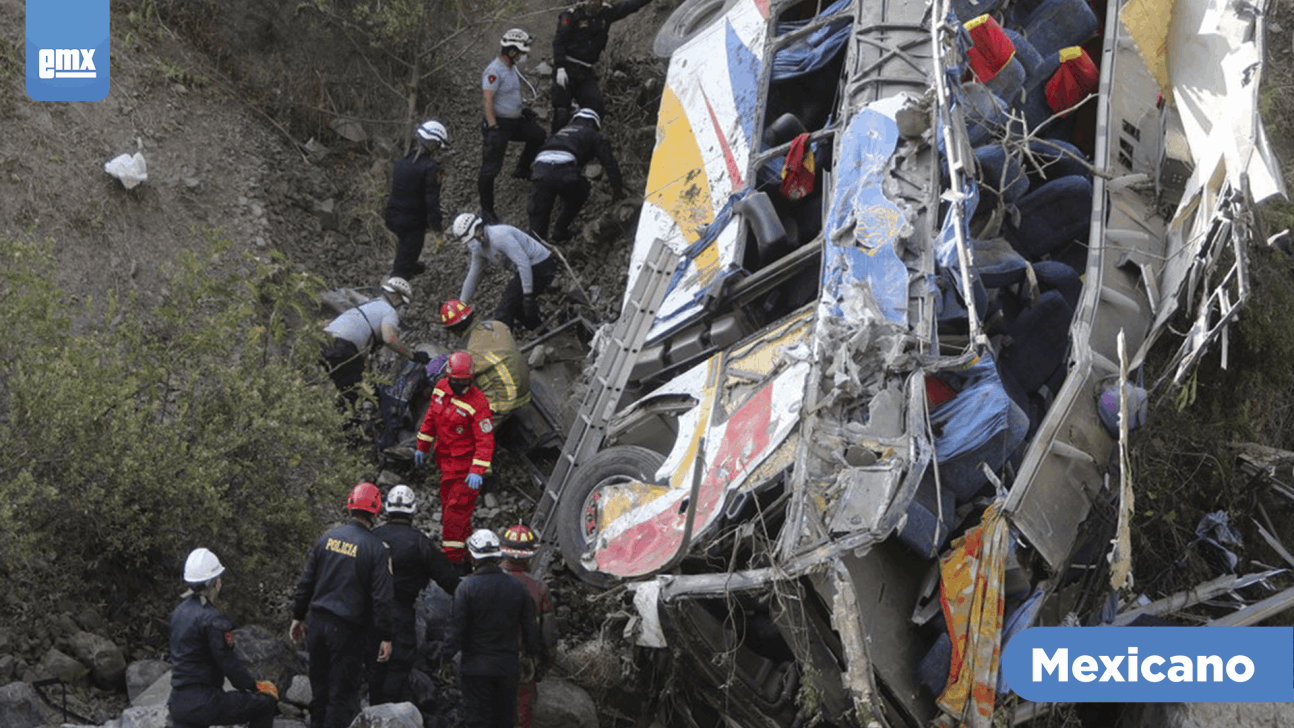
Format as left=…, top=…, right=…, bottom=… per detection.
left=292, top=518, right=395, bottom=728
left=551, top=0, right=654, bottom=131
left=527, top=120, right=625, bottom=242
left=385, top=148, right=444, bottom=279
left=168, top=595, right=276, bottom=728
left=367, top=517, right=462, bottom=705
left=449, top=561, right=540, bottom=728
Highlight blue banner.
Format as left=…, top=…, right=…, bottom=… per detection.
left=27, top=0, right=110, bottom=101
left=1002, top=627, right=1294, bottom=702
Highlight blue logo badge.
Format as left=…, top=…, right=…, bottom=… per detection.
left=26, top=0, right=110, bottom=101
left=1002, top=627, right=1294, bottom=703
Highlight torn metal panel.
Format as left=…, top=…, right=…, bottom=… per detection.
left=1207, top=586, right=1294, bottom=627
left=1112, top=569, right=1285, bottom=625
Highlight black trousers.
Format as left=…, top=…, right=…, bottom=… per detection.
left=460, top=672, right=520, bottom=728
left=527, top=162, right=590, bottom=242
left=389, top=225, right=426, bottom=280
left=320, top=338, right=363, bottom=410
left=551, top=65, right=603, bottom=133
left=367, top=599, right=417, bottom=705
left=306, top=609, right=367, bottom=728
left=496, top=256, right=558, bottom=331
left=478, top=116, right=546, bottom=220
left=169, top=684, right=276, bottom=728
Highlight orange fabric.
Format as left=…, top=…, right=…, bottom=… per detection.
left=1046, top=46, right=1099, bottom=116
left=936, top=501, right=1009, bottom=727
left=965, top=16, right=1016, bottom=83
left=779, top=133, right=816, bottom=201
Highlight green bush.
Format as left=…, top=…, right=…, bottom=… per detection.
left=0, top=233, right=367, bottom=628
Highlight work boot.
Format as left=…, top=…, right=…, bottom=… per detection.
left=550, top=227, right=572, bottom=245
left=480, top=209, right=499, bottom=225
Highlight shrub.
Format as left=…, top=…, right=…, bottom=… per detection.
left=0, top=233, right=367, bottom=628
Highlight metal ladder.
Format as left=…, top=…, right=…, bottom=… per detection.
left=531, top=238, right=678, bottom=537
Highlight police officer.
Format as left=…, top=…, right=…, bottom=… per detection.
left=413, top=352, right=496, bottom=565
left=320, top=277, right=430, bottom=411
left=449, top=212, right=557, bottom=331
left=386, top=120, right=450, bottom=280
left=500, top=525, right=556, bottom=728
left=169, top=548, right=278, bottom=728
left=527, top=108, right=624, bottom=244
left=438, top=299, right=531, bottom=421
left=449, top=529, right=540, bottom=728
left=551, top=0, right=655, bottom=132
left=367, top=484, right=461, bottom=706
left=290, top=482, right=396, bottom=728
left=479, top=28, right=547, bottom=224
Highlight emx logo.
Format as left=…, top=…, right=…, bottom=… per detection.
left=26, top=0, right=110, bottom=101
left=38, top=48, right=98, bottom=79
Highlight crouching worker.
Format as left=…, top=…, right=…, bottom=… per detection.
left=168, top=548, right=278, bottom=728
left=439, top=299, right=531, bottom=422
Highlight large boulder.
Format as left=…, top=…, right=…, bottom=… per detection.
left=234, top=624, right=304, bottom=689
left=32, top=647, right=89, bottom=686
left=0, top=681, right=57, bottom=728
left=533, top=677, right=598, bottom=728
left=349, top=701, right=422, bottom=727
left=64, top=630, right=127, bottom=689
left=125, top=659, right=169, bottom=703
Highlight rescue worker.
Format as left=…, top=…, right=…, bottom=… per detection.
left=438, top=299, right=531, bottom=421
left=386, top=119, right=450, bottom=281
left=550, top=0, right=656, bottom=132
left=321, top=277, right=431, bottom=411
left=413, top=352, right=496, bottom=564
left=500, top=524, right=557, bottom=728
left=367, top=484, right=462, bottom=705
left=168, top=548, right=278, bottom=728
left=449, top=529, right=540, bottom=728
left=290, top=482, right=395, bottom=728
left=527, top=108, right=624, bottom=244
left=450, top=212, right=557, bottom=331
left=479, top=28, right=546, bottom=224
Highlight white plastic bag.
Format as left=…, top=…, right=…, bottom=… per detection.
left=104, top=152, right=148, bottom=189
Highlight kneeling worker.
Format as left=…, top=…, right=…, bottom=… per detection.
left=438, top=298, right=531, bottom=421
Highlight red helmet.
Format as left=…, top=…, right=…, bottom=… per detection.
left=502, top=524, right=538, bottom=558
left=446, top=351, right=474, bottom=380
left=440, top=299, right=473, bottom=327
left=347, top=482, right=382, bottom=515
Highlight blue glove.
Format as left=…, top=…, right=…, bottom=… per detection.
left=414, top=450, right=426, bottom=468
left=466, top=473, right=483, bottom=490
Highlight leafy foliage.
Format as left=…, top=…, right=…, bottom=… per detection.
left=0, top=233, right=367, bottom=627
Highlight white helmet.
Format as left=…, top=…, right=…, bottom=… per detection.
left=466, top=528, right=502, bottom=560
left=184, top=547, right=225, bottom=585
left=501, top=28, right=533, bottom=54
left=451, top=213, right=484, bottom=243
left=416, top=120, right=450, bottom=150
left=572, top=108, right=601, bottom=130
left=386, top=484, right=417, bottom=515
left=382, top=276, right=413, bottom=306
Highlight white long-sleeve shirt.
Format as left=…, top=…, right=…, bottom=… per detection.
left=459, top=224, right=552, bottom=303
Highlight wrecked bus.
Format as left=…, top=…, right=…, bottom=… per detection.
left=531, top=0, right=1282, bottom=724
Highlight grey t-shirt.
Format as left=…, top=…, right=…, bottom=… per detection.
left=482, top=57, right=523, bottom=120
left=460, top=224, right=552, bottom=303
left=324, top=299, right=399, bottom=351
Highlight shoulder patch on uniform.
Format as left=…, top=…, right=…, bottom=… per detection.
left=224, top=631, right=235, bottom=647
left=480, top=419, right=494, bottom=433
left=487, top=74, right=498, bottom=84
left=561, top=15, right=571, bottom=25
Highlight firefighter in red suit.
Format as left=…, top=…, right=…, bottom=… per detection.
left=413, top=351, right=496, bottom=564
left=500, top=524, right=556, bottom=728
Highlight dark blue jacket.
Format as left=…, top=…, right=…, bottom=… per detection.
left=292, top=518, right=395, bottom=641
left=553, top=0, right=653, bottom=68
left=539, top=122, right=624, bottom=195
left=384, top=149, right=443, bottom=233
left=373, top=518, right=460, bottom=604
left=169, top=596, right=257, bottom=691
left=448, top=562, right=539, bottom=676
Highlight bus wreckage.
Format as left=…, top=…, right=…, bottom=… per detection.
left=528, top=0, right=1284, bottom=724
